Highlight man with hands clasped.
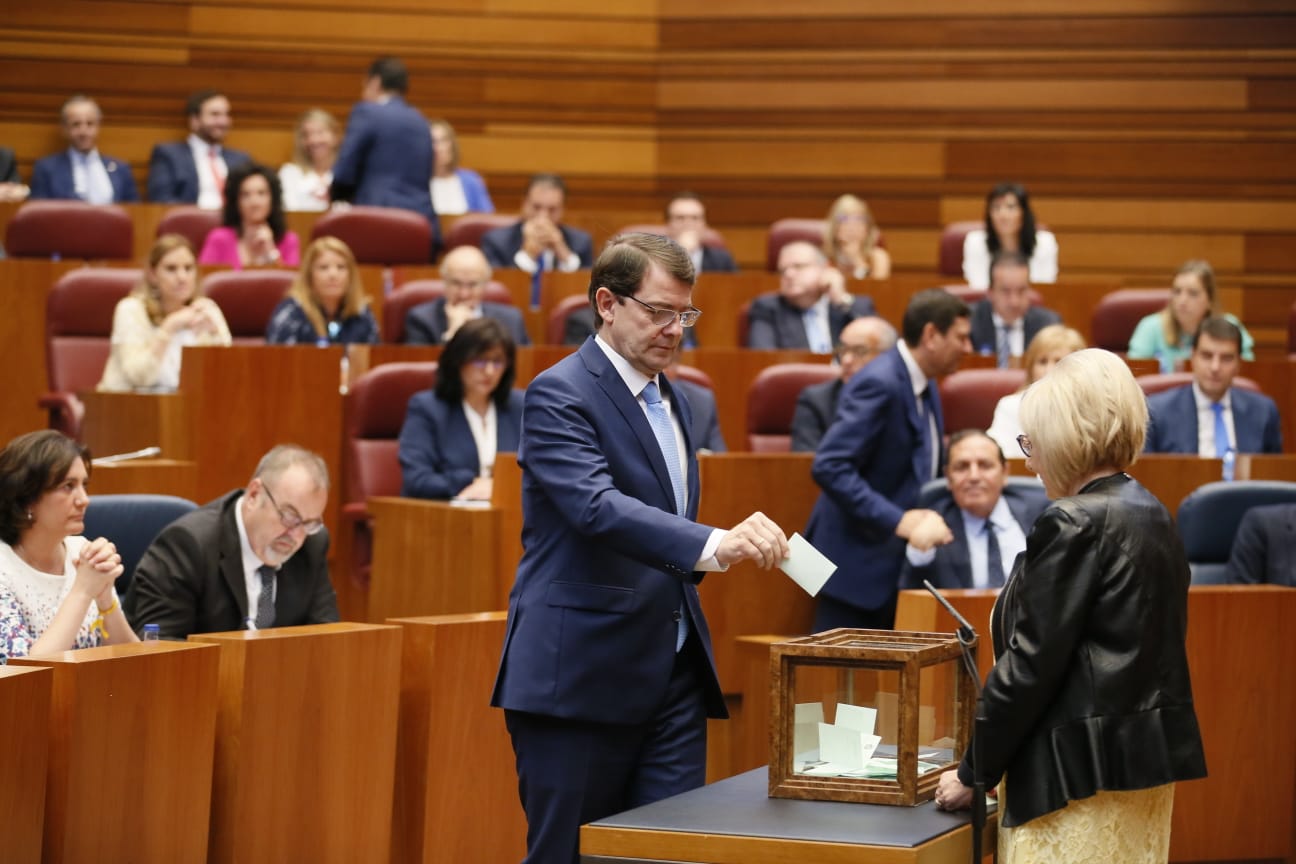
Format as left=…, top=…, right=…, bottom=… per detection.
left=481, top=172, right=594, bottom=273
left=491, top=233, right=788, bottom=864
left=404, top=245, right=530, bottom=346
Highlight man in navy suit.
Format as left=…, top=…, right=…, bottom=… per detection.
left=1226, top=503, right=1296, bottom=586
left=481, top=173, right=594, bottom=273
left=30, top=95, right=138, bottom=204
left=900, top=430, right=1047, bottom=590
left=1145, top=316, right=1283, bottom=455
left=664, top=191, right=738, bottom=274
left=404, top=245, right=530, bottom=346
left=491, top=233, right=788, bottom=864
left=806, top=289, right=972, bottom=630
left=331, top=56, right=439, bottom=254
left=969, top=250, right=1062, bottom=367
left=147, top=89, right=250, bottom=207
left=791, top=316, right=897, bottom=452
left=747, top=241, right=876, bottom=352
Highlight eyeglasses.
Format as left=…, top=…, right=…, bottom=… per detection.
left=262, top=484, right=325, bottom=535
left=1016, top=434, right=1032, bottom=458
left=622, top=295, right=701, bottom=328
left=468, top=357, right=507, bottom=371
left=835, top=345, right=877, bottom=362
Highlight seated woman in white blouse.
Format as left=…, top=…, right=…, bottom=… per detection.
left=278, top=108, right=339, bottom=212
left=99, top=234, right=231, bottom=393
left=398, top=318, right=523, bottom=501
left=429, top=119, right=495, bottom=216
left=962, top=182, right=1058, bottom=289
left=987, top=324, right=1086, bottom=459
left=0, top=430, right=134, bottom=660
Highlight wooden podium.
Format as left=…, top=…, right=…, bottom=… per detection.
left=0, top=665, right=53, bottom=864
left=189, top=622, right=402, bottom=864
left=12, top=641, right=221, bottom=864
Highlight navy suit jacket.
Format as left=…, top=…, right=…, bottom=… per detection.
left=398, top=389, right=524, bottom=499
left=30, top=151, right=139, bottom=202
left=331, top=97, right=437, bottom=242
left=146, top=141, right=250, bottom=203
left=0, top=146, right=18, bottom=184
left=969, top=301, right=1062, bottom=357
left=790, top=378, right=843, bottom=453
left=671, top=377, right=726, bottom=452
left=746, top=293, right=876, bottom=351
left=491, top=339, right=726, bottom=725
left=480, top=221, right=594, bottom=270
left=899, top=487, right=1048, bottom=590
left=1226, top=503, right=1296, bottom=586
left=404, top=298, right=531, bottom=346
left=1145, top=385, right=1283, bottom=455
left=805, top=346, right=945, bottom=611
left=700, top=246, right=738, bottom=273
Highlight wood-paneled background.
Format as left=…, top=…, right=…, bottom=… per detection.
left=1, top=0, right=1293, bottom=346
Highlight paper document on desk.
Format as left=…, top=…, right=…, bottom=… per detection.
left=780, top=533, right=837, bottom=596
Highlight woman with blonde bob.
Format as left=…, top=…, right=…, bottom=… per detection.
left=1127, top=259, right=1254, bottom=373
left=986, top=324, right=1086, bottom=459
left=936, top=349, right=1207, bottom=862
left=265, top=236, right=379, bottom=345
left=823, top=194, right=890, bottom=280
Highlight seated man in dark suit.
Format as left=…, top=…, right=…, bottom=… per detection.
left=667, top=355, right=726, bottom=452
left=125, top=444, right=339, bottom=638
left=0, top=145, right=29, bottom=202
left=791, top=316, right=897, bottom=452
left=30, top=95, right=138, bottom=203
left=900, top=430, right=1047, bottom=590
left=664, top=191, right=738, bottom=274
left=405, top=245, right=530, bottom=346
left=1145, top=316, right=1283, bottom=455
left=146, top=89, right=250, bottom=207
left=969, top=249, right=1061, bottom=367
left=481, top=172, right=594, bottom=273
left=1225, top=503, right=1296, bottom=586
left=747, top=241, right=875, bottom=352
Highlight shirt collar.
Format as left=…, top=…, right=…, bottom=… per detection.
left=961, top=494, right=1014, bottom=535
left=990, top=313, right=1022, bottom=331
left=1192, top=381, right=1232, bottom=411
left=594, top=333, right=657, bottom=398
left=188, top=133, right=219, bottom=154
left=69, top=147, right=100, bottom=163
left=896, top=340, right=929, bottom=399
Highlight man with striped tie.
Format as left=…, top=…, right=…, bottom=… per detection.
left=969, top=249, right=1061, bottom=368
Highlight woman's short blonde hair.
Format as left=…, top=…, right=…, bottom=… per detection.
left=1021, top=324, right=1086, bottom=386
left=1020, top=348, right=1146, bottom=495
left=286, top=236, right=368, bottom=339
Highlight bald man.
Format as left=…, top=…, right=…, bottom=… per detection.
left=791, top=316, right=897, bottom=452
left=405, top=245, right=531, bottom=346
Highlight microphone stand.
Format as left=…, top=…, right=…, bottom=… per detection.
left=923, top=580, right=990, bottom=864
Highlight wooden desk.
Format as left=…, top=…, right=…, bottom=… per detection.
left=189, top=622, right=402, bottom=864
left=80, top=391, right=191, bottom=461
left=0, top=665, right=52, bottom=864
left=12, top=641, right=221, bottom=864
left=87, top=458, right=198, bottom=500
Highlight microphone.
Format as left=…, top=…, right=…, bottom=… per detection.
left=922, top=579, right=977, bottom=648
left=91, top=446, right=162, bottom=465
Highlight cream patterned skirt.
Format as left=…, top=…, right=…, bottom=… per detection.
left=999, top=782, right=1175, bottom=864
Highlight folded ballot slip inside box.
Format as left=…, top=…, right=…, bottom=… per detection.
left=779, top=533, right=837, bottom=596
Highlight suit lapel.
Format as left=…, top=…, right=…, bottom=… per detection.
left=946, top=509, right=974, bottom=588
left=1230, top=390, right=1257, bottom=452
left=446, top=403, right=480, bottom=476
left=220, top=498, right=251, bottom=622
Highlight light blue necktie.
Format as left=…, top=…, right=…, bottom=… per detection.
left=642, top=380, right=689, bottom=650
left=1211, top=402, right=1230, bottom=458
left=805, top=304, right=832, bottom=354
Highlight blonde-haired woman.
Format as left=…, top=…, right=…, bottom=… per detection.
left=265, top=236, right=378, bottom=344
left=1127, top=259, right=1254, bottom=373
left=823, top=194, right=890, bottom=280
left=986, top=324, right=1086, bottom=459
left=936, top=349, right=1206, bottom=862
left=99, top=234, right=231, bottom=392
left=278, top=108, right=340, bottom=212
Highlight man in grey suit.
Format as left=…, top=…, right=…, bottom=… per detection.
left=405, top=245, right=530, bottom=346
left=791, top=316, right=897, bottom=452
left=969, top=250, right=1061, bottom=367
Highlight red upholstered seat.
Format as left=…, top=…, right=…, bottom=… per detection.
left=443, top=213, right=516, bottom=252
left=615, top=223, right=729, bottom=251
left=156, top=206, right=221, bottom=253
left=201, top=270, right=295, bottom=344
left=311, top=206, right=432, bottom=265
left=765, top=218, right=824, bottom=272
left=381, top=279, right=514, bottom=344
left=547, top=294, right=592, bottom=345
left=1136, top=372, right=1261, bottom=397
left=938, top=368, right=1027, bottom=434
left=342, top=361, right=439, bottom=586
left=6, top=201, right=133, bottom=260
left=670, top=363, right=715, bottom=391
left=1090, top=289, right=1168, bottom=352
left=939, top=221, right=983, bottom=278
left=42, top=268, right=141, bottom=437
left=745, top=362, right=838, bottom=452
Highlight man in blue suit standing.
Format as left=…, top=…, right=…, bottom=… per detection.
left=491, top=233, right=789, bottom=864
left=330, top=57, right=439, bottom=255
left=1145, top=316, right=1283, bottom=455
left=806, top=289, right=972, bottom=631
left=30, top=95, right=138, bottom=203
left=146, top=89, right=249, bottom=207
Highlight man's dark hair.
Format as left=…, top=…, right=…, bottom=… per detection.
left=185, top=89, right=224, bottom=118
left=526, top=172, right=567, bottom=200
left=436, top=318, right=517, bottom=407
left=1192, top=315, right=1243, bottom=353
left=368, top=57, right=409, bottom=94
left=221, top=162, right=287, bottom=242
left=989, top=248, right=1030, bottom=289
left=0, top=430, right=91, bottom=545
left=664, top=190, right=704, bottom=221
left=902, top=289, right=970, bottom=347
left=947, top=428, right=1006, bottom=466
left=587, top=233, right=695, bottom=329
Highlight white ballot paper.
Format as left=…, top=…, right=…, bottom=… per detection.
left=834, top=703, right=877, bottom=735
left=818, top=723, right=882, bottom=772
left=794, top=702, right=824, bottom=756
left=779, top=532, right=837, bottom=596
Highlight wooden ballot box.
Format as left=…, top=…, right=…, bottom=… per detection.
left=189, top=622, right=402, bottom=864
left=12, top=641, right=221, bottom=864
left=0, top=665, right=53, bottom=864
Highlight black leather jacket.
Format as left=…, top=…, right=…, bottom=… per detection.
left=958, top=473, right=1207, bottom=827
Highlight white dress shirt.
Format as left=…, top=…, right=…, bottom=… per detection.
left=70, top=148, right=113, bottom=204
left=897, top=340, right=939, bottom=481
left=462, top=399, right=498, bottom=480
left=188, top=134, right=227, bottom=210
left=990, top=313, right=1026, bottom=358
left=1193, top=383, right=1237, bottom=458
left=905, top=495, right=1027, bottom=587
left=234, top=492, right=276, bottom=628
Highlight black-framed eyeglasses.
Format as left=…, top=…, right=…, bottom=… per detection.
left=262, top=484, right=325, bottom=535
left=622, top=295, right=702, bottom=328
left=1016, top=434, right=1032, bottom=458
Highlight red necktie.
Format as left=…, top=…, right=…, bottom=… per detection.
left=209, top=147, right=225, bottom=204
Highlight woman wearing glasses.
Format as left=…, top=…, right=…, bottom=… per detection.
left=935, top=349, right=1206, bottom=862
left=265, top=236, right=379, bottom=345
left=398, top=318, right=523, bottom=501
